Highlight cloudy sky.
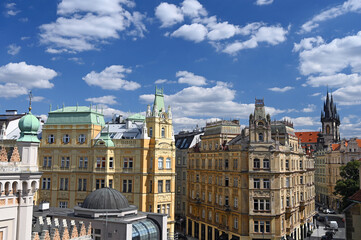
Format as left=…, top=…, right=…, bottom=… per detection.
left=1, top=0, right=361, bottom=137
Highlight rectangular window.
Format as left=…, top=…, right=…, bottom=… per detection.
left=254, top=221, right=259, bottom=232
left=254, top=179, right=260, bottom=189
left=158, top=158, right=164, bottom=169
left=209, top=192, right=212, bottom=202
left=286, top=160, right=289, bottom=169
left=109, top=179, right=113, bottom=188
left=300, top=160, right=303, bottom=169
left=149, top=180, right=153, bottom=193
left=84, top=157, right=88, bottom=168
left=42, top=178, right=46, bottom=189
left=166, top=158, right=171, bottom=169
left=225, top=177, right=229, bottom=187
left=79, top=157, right=83, bottom=168
left=225, top=159, right=229, bottom=169
left=254, top=159, right=260, bottom=169
left=300, top=176, right=303, bottom=184
left=123, top=180, right=127, bottom=192
left=97, top=157, right=101, bottom=168
left=157, top=205, right=161, bottom=213
left=59, top=201, right=68, bottom=208
left=47, top=178, right=51, bottom=190
left=128, top=180, right=132, bottom=193
left=96, top=179, right=100, bottom=189
left=234, top=197, right=238, bottom=208
left=101, top=157, right=106, bottom=168
left=286, top=177, right=290, bottom=188
left=47, top=157, right=52, bottom=167
left=166, top=180, right=171, bottom=192
left=66, top=157, right=70, bottom=168
left=43, top=157, right=47, bottom=167
left=167, top=204, right=170, bottom=217
left=263, top=159, right=270, bottom=169
left=264, top=179, right=270, bottom=189
left=233, top=159, right=238, bottom=170
left=233, top=178, right=238, bottom=187
left=101, top=179, right=105, bottom=188
left=234, top=218, right=238, bottom=229
left=158, top=180, right=163, bottom=193
left=78, top=179, right=82, bottom=191
left=109, top=157, right=114, bottom=168
left=61, top=157, right=65, bottom=168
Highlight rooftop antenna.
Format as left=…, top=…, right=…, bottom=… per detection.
left=28, top=91, right=33, bottom=113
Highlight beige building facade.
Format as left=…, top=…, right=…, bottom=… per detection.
left=186, top=99, right=315, bottom=240
left=36, top=88, right=176, bottom=236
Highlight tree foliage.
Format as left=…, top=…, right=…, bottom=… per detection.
left=334, top=160, right=360, bottom=210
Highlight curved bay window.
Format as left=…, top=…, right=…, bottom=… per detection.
left=132, top=219, right=160, bottom=240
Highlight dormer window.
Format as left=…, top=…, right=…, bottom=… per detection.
left=78, top=134, right=86, bottom=144
left=63, top=134, right=70, bottom=144
left=48, top=134, right=54, bottom=144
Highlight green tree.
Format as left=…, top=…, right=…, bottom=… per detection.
left=334, top=160, right=360, bottom=210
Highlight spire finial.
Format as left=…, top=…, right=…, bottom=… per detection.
left=28, top=91, right=33, bottom=112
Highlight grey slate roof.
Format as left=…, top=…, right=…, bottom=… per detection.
left=82, top=188, right=130, bottom=210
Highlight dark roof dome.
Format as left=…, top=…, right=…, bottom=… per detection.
left=82, top=188, right=130, bottom=210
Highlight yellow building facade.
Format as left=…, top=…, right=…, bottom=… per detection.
left=36, top=88, right=176, bottom=236
left=186, top=99, right=315, bottom=240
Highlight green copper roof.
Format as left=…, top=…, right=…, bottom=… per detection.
left=46, top=106, right=105, bottom=126
left=17, top=112, right=40, bottom=143
left=127, top=113, right=145, bottom=122
left=153, top=86, right=165, bottom=113
left=96, top=129, right=115, bottom=147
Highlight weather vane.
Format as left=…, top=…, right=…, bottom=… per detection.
left=29, top=91, right=33, bottom=112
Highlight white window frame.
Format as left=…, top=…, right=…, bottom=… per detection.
left=63, top=134, right=70, bottom=144
left=78, top=134, right=86, bottom=144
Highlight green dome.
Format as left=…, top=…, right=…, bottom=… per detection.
left=17, top=112, right=40, bottom=142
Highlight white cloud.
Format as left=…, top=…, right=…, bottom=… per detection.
left=140, top=82, right=283, bottom=119
left=255, top=0, right=274, bottom=6
left=0, top=83, right=28, bottom=98
left=311, top=92, right=321, bottom=97
left=68, top=57, right=84, bottom=65
left=155, top=79, right=168, bottom=84
left=5, top=3, right=20, bottom=16
left=155, top=1, right=287, bottom=55
left=300, top=0, right=361, bottom=33
left=306, top=73, right=361, bottom=88
left=171, top=23, right=208, bottom=42
left=223, top=25, right=288, bottom=55
left=181, top=0, right=207, bottom=18
left=83, top=65, right=140, bottom=90
left=32, top=96, right=45, bottom=102
left=155, top=2, right=184, bottom=28
left=299, top=31, right=361, bottom=76
left=0, top=62, right=57, bottom=89
left=293, top=36, right=324, bottom=52
left=7, top=44, right=21, bottom=55
left=268, top=86, right=294, bottom=92
left=302, top=104, right=316, bottom=113
left=40, top=0, right=146, bottom=53
left=282, top=116, right=319, bottom=127
left=207, top=21, right=240, bottom=41
left=37, top=114, right=48, bottom=123
left=86, top=95, right=117, bottom=105
left=176, top=71, right=207, bottom=86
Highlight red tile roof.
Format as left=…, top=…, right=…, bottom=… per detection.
left=356, top=139, right=361, bottom=148
left=332, top=144, right=341, bottom=151
left=295, top=132, right=319, bottom=143
left=349, top=189, right=361, bottom=203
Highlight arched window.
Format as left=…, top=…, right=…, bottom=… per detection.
left=259, top=133, right=264, bottom=142
left=158, top=157, right=164, bottom=169
left=258, top=122, right=264, bottom=126
left=161, top=128, right=165, bottom=138
left=166, top=158, right=171, bottom=169
left=48, top=135, right=54, bottom=144
left=326, top=125, right=330, bottom=134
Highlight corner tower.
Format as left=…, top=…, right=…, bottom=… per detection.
left=249, top=98, right=271, bottom=143
left=321, top=91, right=340, bottom=144
left=146, top=86, right=175, bottom=236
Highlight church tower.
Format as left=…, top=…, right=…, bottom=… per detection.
left=321, top=91, right=340, bottom=144
left=249, top=98, right=272, bottom=143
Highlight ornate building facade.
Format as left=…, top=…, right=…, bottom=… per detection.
left=0, top=107, right=42, bottom=240
left=36, top=87, right=176, bottom=235
left=186, top=99, right=315, bottom=240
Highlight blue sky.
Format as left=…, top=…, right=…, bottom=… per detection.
left=1, top=0, right=361, bottom=137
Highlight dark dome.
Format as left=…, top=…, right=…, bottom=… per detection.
left=82, top=188, right=130, bottom=210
